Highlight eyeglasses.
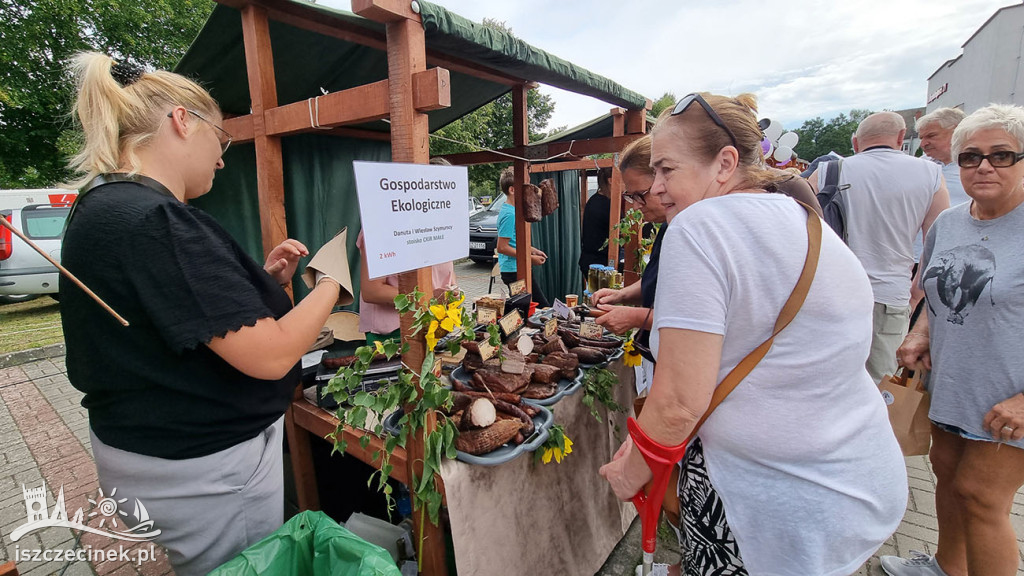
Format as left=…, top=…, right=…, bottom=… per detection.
left=168, top=109, right=232, bottom=155
left=671, top=93, right=739, bottom=149
left=623, top=189, right=650, bottom=206
left=957, top=150, right=1024, bottom=168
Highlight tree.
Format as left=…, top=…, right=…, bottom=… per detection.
left=793, top=108, right=874, bottom=160
left=650, top=91, right=676, bottom=118
left=428, top=17, right=559, bottom=197
left=0, top=0, right=213, bottom=188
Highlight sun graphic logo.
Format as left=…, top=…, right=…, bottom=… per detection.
left=88, top=487, right=128, bottom=530
left=9, top=483, right=161, bottom=543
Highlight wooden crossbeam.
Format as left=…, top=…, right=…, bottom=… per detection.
left=528, top=157, right=614, bottom=173
left=438, top=133, right=646, bottom=166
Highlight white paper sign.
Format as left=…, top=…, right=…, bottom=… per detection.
left=354, top=161, right=470, bottom=279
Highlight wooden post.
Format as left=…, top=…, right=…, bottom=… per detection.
left=579, top=170, right=588, bottom=231
left=240, top=5, right=289, bottom=270
left=512, top=84, right=532, bottom=290
left=353, top=1, right=446, bottom=574
left=606, top=108, right=625, bottom=268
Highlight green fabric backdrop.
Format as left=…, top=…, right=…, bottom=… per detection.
left=530, top=171, right=581, bottom=303
left=190, top=134, right=392, bottom=308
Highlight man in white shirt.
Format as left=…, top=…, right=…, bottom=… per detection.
left=809, top=112, right=950, bottom=382
left=917, top=107, right=968, bottom=207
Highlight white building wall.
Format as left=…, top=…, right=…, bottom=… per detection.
left=927, top=5, right=1024, bottom=114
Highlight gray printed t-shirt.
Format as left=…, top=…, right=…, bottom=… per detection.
left=921, top=200, right=1024, bottom=447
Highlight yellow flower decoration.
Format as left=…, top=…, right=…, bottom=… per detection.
left=373, top=341, right=386, bottom=355
left=622, top=337, right=642, bottom=368
left=540, top=430, right=573, bottom=464
left=426, top=319, right=440, bottom=351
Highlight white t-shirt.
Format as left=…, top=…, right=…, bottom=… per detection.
left=652, top=193, right=907, bottom=575
left=838, top=148, right=942, bottom=306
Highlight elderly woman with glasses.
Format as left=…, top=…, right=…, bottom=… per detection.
left=599, top=93, right=907, bottom=575
left=881, top=104, right=1024, bottom=576
left=590, top=137, right=665, bottom=377
left=58, top=53, right=350, bottom=576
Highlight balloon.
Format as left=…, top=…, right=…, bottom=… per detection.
left=765, top=120, right=784, bottom=143
left=765, top=140, right=774, bottom=157
left=758, top=118, right=772, bottom=132
left=760, top=137, right=771, bottom=155
left=777, top=159, right=791, bottom=167
left=778, top=131, right=799, bottom=149
left=773, top=146, right=793, bottom=162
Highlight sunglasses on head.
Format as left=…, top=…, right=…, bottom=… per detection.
left=671, top=93, right=739, bottom=149
left=623, top=188, right=650, bottom=206
left=957, top=150, right=1024, bottom=168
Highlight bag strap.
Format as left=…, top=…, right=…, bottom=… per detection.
left=823, top=159, right=842, bottom=190
left=686, top=201, right=822, bottom=440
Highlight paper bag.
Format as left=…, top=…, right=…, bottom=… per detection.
left=302, top=228, right=355, bottom=306
left=879, top=369, right=931, bottom=457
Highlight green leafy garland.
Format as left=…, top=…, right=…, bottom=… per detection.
left=603, top=208, right=659, bottom=274
left=581, top=366, right=625, bottom=434
left=325, top=289, right=476, bottom=550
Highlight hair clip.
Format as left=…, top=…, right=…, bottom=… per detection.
left=110, top=60, right=144, bottom=87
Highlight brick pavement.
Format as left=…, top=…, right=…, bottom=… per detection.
left=0, top=359, right=173, bottom=576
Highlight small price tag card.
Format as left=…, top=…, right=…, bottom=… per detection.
left=553, top=298, right=572, bottom=320
left=544, top=317, right=558, bottom=338
left=499, top=309, right=523, bottom=337
left=579, top=321, right=604, bottom=340
left=509, top=279, right=527, bottom=296
left=478, top=341, right=497, bottom=362
left=477, top=307, right=497, bottom=324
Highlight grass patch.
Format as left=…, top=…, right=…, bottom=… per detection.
left=0, top=296, right=63, bottom=354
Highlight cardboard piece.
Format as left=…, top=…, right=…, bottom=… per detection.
left=553, top=298, right=572, bottom=320
left=478, top=342, right=497, bottom=362
left=302, top=227, right=355, bottom=306
left=509, top=279, right=527, bottom=296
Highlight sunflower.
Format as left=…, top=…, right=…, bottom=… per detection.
left=622, top=337, right=642, bottom=368
left=426, top=293, right=466, bottom=350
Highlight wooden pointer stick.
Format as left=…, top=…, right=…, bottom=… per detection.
left=0, top=217, right=129, bottom=327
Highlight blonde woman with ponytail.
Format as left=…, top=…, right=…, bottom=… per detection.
left=60, top=53, right=349, bottom=576
left=600, top=93, right=908, bottom=575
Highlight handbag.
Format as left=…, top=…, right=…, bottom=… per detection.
left=879, top=368, right=931, bottom=456
left=633, top=201, right=822, bottom=526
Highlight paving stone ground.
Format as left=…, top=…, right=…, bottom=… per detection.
left=2, top=259, right=1022, bottom=575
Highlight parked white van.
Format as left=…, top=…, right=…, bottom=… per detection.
left=0, top=189, right=76, bottom=304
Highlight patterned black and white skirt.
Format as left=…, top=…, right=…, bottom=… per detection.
left=676, top=437, right=747, bottom=575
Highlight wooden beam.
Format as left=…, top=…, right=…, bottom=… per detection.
left=412, top=67, right=452, bottom=112
left=512, top=84, right=532, bottom=292
left=264, top=79, right=391, bottom=137
left=626, top=102, right=652, bottom=135
left=362, top=0, right=448, bottom=570
left=438, top=134, right=646, bottom=166
left=223, top=115, right=391, bottom=145
left=352, top=0, right=420, bottom=23
left=223, top=115, right=254, bottom=143
left=607, top=109, right=625, bottom=268
left=241, top=4, right=289, bottom=266
left=529, top=157, right=614, bottom=173
left=290, top=401, right=410, bottom=485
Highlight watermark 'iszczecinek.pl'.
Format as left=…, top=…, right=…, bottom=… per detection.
left=15, top=544, right=157, bottom=566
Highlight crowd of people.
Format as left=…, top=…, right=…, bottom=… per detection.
left=57, top=48, right=1024, bottom=576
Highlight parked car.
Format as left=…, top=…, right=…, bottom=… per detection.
left=0, top=204, right=70, bottom=304
left=468, top=193, right=506, bottom=264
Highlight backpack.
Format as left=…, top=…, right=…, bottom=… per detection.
left=816, top=160, right=850, bottom=243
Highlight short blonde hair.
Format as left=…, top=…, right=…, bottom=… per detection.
left=951, top=103, right=1024, bottom=159
left=651, top=93, right=783, bottom=190
left=618, top=135, right=652, bottom=176
left=68, top=52, right=220, bottom=189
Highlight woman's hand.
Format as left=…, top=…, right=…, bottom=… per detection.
left=984, top=394, right=1024, bottom=442
left=595, top=305, right=647, bottom=334
left=896, top=332, right=931, bottom=372
left=265, top=239, right=309, bottom=285
left=591, top=288, right=622, bottom=307
left=599, top=437, right=653, bottom=501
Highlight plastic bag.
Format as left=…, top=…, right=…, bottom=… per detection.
left=209, top=510, right=401, bottom=576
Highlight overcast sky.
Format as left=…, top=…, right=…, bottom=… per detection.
left=323, top=0, right=1014, bottom=135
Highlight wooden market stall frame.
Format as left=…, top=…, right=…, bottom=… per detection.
left=214, top=0, right=651, bottom=573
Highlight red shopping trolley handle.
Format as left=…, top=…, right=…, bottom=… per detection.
left=627, top=417, right=689, bottom=554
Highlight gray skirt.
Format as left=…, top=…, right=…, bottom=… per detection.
left=90, top=417, right=285, bottom=576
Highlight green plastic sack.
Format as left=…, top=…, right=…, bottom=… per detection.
left=209, top=510, right=402, bottom=576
